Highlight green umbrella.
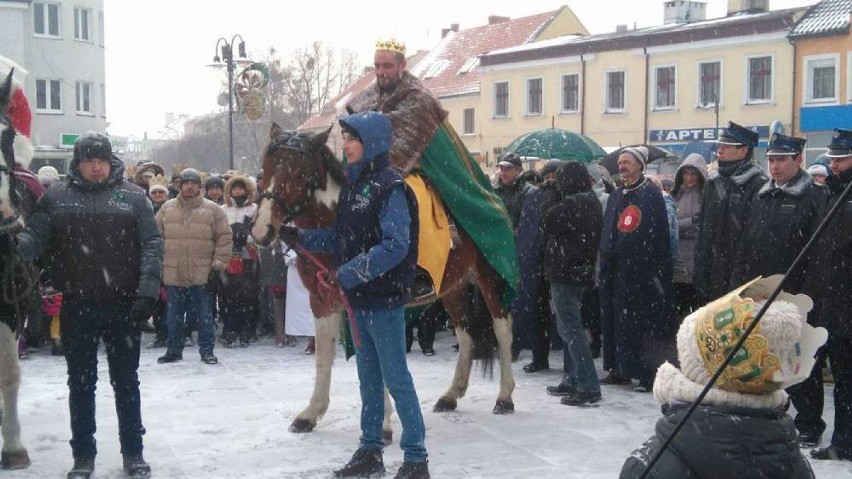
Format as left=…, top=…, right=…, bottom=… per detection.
left=503, top=128, right=606, bottom=163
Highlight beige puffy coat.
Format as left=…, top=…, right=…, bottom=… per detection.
left=156, top=194, right=233, bottom=287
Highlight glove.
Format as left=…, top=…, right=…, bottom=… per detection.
left=129, top=297, right=158, bottom=328
left=208, top=269, right=221, bottom=293
left=280, top=225, right=299, bottom=247
left=316, top=269, right=343, bottom=308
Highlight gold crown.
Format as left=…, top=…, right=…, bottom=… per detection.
left=149, top=174, right=169, bottom=192
left=375, top=38, right=406, bottom=56
left=695, top=282, right=782, bottom=395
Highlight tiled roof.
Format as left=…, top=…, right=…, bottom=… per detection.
left=482, top=7, right=807, bottom=66
left=300, top=8, right=564, bottom=131
left=789, top=0, right=851, bottom=39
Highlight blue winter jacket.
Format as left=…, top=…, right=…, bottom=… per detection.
left=299, top=111, right=418, bottom=308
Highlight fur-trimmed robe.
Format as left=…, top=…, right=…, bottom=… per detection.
left=347, top=72, right=446, bottom=176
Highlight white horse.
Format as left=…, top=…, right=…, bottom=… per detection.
left=0, top=66, right=34, bottom=469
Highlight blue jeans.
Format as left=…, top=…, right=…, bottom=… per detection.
left=165, top=285, right=215, bottom=356
left=550, top=283, right=600, bottom=394
left=60, top=298, right=144, bottom=459
left=353, top=306, right=427, bottom=463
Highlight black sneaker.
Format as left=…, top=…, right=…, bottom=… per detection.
left=522, top=361, right=549, bottom=373
left=123, top=453, right=151, bottom=478
left=599, top=371, right=630, bottom=385
left=157, top=353, right=182, bottom=364
left=67, top=457, right=95, bottom=479
left=421, top=348, right=435, bottom=356
left=201, top=353, right=218, bottom=365
left=561, top=391, right=602, bottom=406
left=811, top=445, right=852, bottom=461
left=333, top=449, right=385, bottom=478
left=146, top=338, right=166, bottom=349
left=394, top=460, right=430, bottom=479
left=546, top=383, right=576, bottom=397
left=798, top=431, right=821, bottom=448
left=633, top=381, right=653, bottom=393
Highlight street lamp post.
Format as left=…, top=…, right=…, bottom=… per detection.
left=210, top=35, right=249, bottom=171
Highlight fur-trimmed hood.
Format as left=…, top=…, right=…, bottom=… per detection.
left=223, top=173, right=257, bottom=206
left=133, top=162, right=165, bottom=185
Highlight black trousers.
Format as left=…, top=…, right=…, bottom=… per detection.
left=829, top=335, right=852, bottom=452
left=787, top=350, right=826, bottom=438
left=61, top=298, right=144, bottom=459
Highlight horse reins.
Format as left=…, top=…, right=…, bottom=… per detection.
left=290, top=242, right=361, bottom=348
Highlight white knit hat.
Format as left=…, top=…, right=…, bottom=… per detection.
left=807, top=164, right=828, bottom=177
left=654, top=275, right=827, bottom=409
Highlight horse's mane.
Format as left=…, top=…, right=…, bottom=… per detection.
left=266, top=129, right=345, bottom=188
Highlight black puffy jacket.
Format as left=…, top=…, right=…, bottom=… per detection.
left=620, top=403, right=814, bottom=479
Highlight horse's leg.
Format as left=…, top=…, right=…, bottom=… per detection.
left=289, top=312, right=340, bottom=433
left=433, top=285, right=474, bottom=412
left=475, top=254, right=516, bottom=414
left=0, top=324, right=28, bottom=469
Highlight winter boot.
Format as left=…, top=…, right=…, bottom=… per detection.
left=157, top=352, right=182, bottom=364
left=333, top=448, right=385, bottom=478
left=66, top=457, right=94, bottom=479
left=394, top=460, right=430, bottom=479
left=123, top=453, right=151, bottom=478
left=201, top=353, right=218, bottom=365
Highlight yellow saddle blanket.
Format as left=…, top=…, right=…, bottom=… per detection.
left=404, top=173, right=451, bottom=293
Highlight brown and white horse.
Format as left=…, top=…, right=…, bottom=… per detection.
left=252, top=123, right=516, bottom=435
left=0, top=67, right=33, bottom=469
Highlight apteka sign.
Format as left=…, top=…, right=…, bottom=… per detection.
left=648, top=125, right=768, bottom=143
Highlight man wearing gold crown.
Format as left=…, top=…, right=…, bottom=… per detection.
left=345, top=38, right=518, bottom=309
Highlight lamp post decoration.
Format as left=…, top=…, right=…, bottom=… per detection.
left=209, top=34, right=253, bottom=171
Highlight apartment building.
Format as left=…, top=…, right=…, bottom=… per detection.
left=0, top=0, right=106, bottom=173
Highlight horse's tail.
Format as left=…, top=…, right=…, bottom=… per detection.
left=462, top=284, right=496, bottom=378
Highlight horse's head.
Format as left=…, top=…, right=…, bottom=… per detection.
left=0, top=69, right=19, bottom=223
left=252, top=122, right=344, bottom=246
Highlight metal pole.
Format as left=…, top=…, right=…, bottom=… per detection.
left=227, top=46, right=234, bottom=171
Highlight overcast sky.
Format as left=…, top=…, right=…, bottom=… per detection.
left=104, top=0, right=815, bottom=138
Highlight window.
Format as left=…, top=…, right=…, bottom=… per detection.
left=561, top=74, right=579, bottom=112
left=33, top=2, right=60, bottom=37
left=98, top=11, right=105, bottom=46
left=100, top=83, right=107, bottom=117
left=494, top=81, right=509, bottom=117
left=35, top=79, right=62, bottom=111
left=526, top=78, right=542, bottom=115
left=699, top=61, right=721, bottom=105
left=76, top=81, right=93, bottom=114
left=606, top=70, right=625, bottom=112
left=74, top=7, right=91, bottom=41
left=747, top=56, right=773, bottom=103
left=463, top=108, right=474, bottom=135
left=804, top=55, right=838, bottom=103
left=654, top=66, right=676, bottom=109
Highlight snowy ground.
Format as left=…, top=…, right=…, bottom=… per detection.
left=9, top=330, right=852, bottom=478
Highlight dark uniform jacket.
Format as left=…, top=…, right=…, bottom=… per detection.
left=695, top=159, right=766, bottom=301
left=732, top=170, right=827, bottom=296
left=806, top=169, right=852, bottom=337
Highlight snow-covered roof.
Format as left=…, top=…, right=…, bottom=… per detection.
left=789, top=0, right=851, bottom=39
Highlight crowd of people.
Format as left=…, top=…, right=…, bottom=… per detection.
left=496, top=121, right=852, bottom=472
left=4, top=35, right=852, bottom=479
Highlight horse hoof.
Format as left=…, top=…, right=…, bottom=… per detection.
left=288, top=418, right=316, bottom=433
left=1, top=450, right=31, bottom=469
left=383, top=430, right=393, bottom=446
left=493, top=400, right=514, bottom=415
left=433, top=397, right=457, bottom=412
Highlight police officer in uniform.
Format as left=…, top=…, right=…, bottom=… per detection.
left=694, top=121, right=767, bottom=302
left=731, top=133, right=828, bottom=446
left=809, top=129, right=852, bottom=461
